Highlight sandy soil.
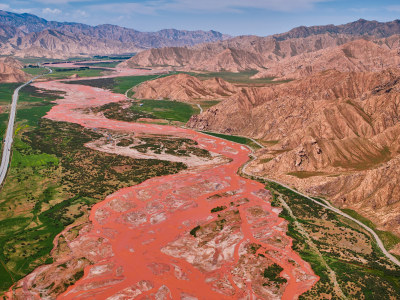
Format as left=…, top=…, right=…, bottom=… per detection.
left=85, top=137, right=227, bottom=168
left=9, top=71, right=318, bottom=299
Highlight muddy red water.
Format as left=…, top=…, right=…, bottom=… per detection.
left=29, top=72, right=318, bottom=299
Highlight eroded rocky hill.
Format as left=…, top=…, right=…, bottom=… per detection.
left=123, top=19, right=400, bottom=73
left=0, top=56, right=30, bottom=82
left=132, top=73, right=237, bottom=102
left=187, top=69, right=400, bottom=241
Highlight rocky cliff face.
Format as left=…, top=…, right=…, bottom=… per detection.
left=187, top=69, right=400, bottom=237
left=132, top=74, right=237, bottom=102
left=253, top=39, right=400, bottom=79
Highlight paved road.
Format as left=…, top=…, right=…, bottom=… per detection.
left=0, top=67, right=52, bottom=188
left=240, top=151, right=400, bottom=268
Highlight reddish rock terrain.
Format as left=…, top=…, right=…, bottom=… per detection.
left=0, top=57, right=30, bottom=82
left=253, top=39, right=400, bottom=79
left=122, top=33, right=400, bottom=73
left=187, top=69, right=400, bottom=240
left=132, top=73, right=237, bottom=102
left=7, top=72, right=317, bottom=299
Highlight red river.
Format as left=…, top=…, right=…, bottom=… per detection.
left=26, top=70, right=318, bottom=299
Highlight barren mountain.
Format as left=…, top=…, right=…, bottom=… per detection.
left=121, top=33, right=356, bottom=71
left=188, top=69, right=400, bottom=237
left=132, top=73, right=237, bottom=102
left=274, top=18, right=400, bottom=40
left=0, top=56, right=23, bottom=69
left=0, top=29, right=143, bottom=59
left=123, top=19, right=400, bottom=73
left=0, top=10, right=229, bottom=58
left=0, top=57, right=30, bottom=82
left=254, top=39, right=400, bottom=79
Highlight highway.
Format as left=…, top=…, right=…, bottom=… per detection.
left=0, top=67, right=52, bottom=188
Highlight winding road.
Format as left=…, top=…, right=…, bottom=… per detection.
left=5, top=65, right=399, bottom=299
left=0, top=67, right=52, bottom=189
left=240, top=147, right=400, bottom=268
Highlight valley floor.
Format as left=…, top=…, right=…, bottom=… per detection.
left=1, top=65, right=399, bottom=299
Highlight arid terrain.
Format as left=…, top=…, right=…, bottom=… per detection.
left=186, top=68, right=400, bottom=242
left=0, top=57, right=30, bottom=82
left=1, top=12, right=400, bottom=300
left=4, top=69, right=318, bottom=300
left=123, top=19, right=400, bottom=73
left=132, top=73, right=237, bottom=102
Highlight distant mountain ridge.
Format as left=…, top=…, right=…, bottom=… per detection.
left=124, top=19, right=400, bottom=72
left=0, top=10, right=230, bottom=58
left=273, top=19, right=400, bottom=40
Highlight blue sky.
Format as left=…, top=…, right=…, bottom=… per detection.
left=0, top=0, right=399, bottom=36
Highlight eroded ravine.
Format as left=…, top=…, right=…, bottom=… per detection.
left=18, top=73, right=318, bottom=299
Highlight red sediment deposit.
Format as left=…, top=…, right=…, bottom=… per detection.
left=25, top=72, right=318, bottom=299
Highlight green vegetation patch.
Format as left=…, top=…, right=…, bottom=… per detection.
left=23, top=67, right=49, bottom=76
left=66, top=75, right=167, bottom=95
left=262, top=263, right=287, bottom=285
left=332, top=146, right=391, bottom=171
left=0, top=83, right=64, bottom=146
left=27, top=119, right=187, bottom=198
left=75, top=61, right=121, bottom=68
left=91, top=101, right=155, bottom=122
left=184, top=71, right=292, bottom=85
left=287, top=171, right=328, bottom=179
left=342, top=208, right=400, bottom=251
left=0, top=118, right=187, bottom=293
left=132, top=136, right=210, bottom=158
left=0, top=83, right=19, bottom=104
left=133, top=100, right=198, bottom=123
left=211, top=206, right=227, bottom=213
left=190, top=225, right=201, bottom=237
left=45, top=67, right=108, bottom=79
left=89, top=99, right=199, bottom=124
left=197, top=100, right=220, bottom=110
left=264, top=181, right=400, bottom=299
left=201, top=131, right=261, bottom=150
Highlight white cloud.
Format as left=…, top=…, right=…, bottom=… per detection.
left=11, top=8, right=34, bottom=14
left=42, top=7, right=62, bottom=14
left=89, top=2, right=160, bottom=16
left=386, top=5, right=400, bottom=13
left=63, top=9, right=88, bottom=20
left=34, top=0, right=95, bottom=3
left=164, top=0, right=329, bottom=13
left=349, top=7, right=377, bottom=13
left=0, top=4, right=10, bottom=10
left=91, top=0, right=329, bottom=15
left=73, top=9, right=87, bottom=17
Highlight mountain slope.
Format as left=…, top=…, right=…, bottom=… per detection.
left=187, top=69, right=400, bottom=238
left=123, top=19, right=400, bottom=72
left=0, top=10, right=229, bottom=58
left=274, top=18, right=400, bottom=40
left=0, top=57, right=30, bottom=82
left=254, top=38, right=400, bottom=79
left=132, top=73, right=237, bottom=102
